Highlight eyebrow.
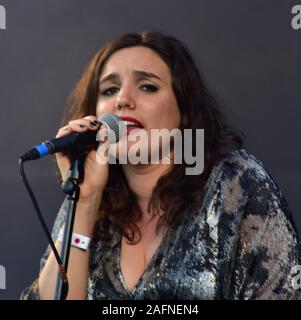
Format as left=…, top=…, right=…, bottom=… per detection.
left=99, top=70, right=163, bottom=85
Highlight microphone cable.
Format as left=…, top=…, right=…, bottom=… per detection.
left=19, top=157, right=69, bottom=300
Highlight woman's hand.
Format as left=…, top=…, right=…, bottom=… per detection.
left=55, top=115, right=109, bottom=205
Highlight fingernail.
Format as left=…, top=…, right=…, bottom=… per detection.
left=90, top=122, right=97, bottom=127
left=79, top=124, right=85, bottom=128
left=92, top=120, right=100, bottom=125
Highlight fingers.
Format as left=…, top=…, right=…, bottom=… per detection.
left=56, top=125, right=72, bottom=138
left=56, top=116, right=101, bottom=138
left=83, top=115, right=99, bottom=122
left=69, top=118, right=101, bottom=132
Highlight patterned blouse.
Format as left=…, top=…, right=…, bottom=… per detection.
left=20, top=149, right=301, bottom=300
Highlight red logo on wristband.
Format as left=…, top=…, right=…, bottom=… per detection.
left=74, top=238, right=80, bottom=244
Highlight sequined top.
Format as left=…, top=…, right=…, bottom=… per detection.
left=20, top=149, right=301, bottom=300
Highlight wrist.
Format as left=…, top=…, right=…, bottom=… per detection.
left=78, top=191, right=103, bottom=205
left=73, top=213, right=98, bottom=237
left=58, top=228, right=92, bottom=251
left=74, top=198, right=102, bottom=236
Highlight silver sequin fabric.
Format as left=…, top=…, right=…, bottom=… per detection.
left=20, top=149, right=301, bottom=300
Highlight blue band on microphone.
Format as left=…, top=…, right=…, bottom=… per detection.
left=35, top=144, right=49, bottom=158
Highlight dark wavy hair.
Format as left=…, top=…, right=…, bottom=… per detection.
left=59, top=30, right=245, bottom=244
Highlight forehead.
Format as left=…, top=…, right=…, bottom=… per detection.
left=101, top=46, right=171, bottom=81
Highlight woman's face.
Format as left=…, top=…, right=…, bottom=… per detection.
left=96, top=46, right=181, bottom=162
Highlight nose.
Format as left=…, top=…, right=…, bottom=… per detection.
left=115, top=86, right=136, bottom=111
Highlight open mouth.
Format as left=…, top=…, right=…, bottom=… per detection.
left=122, top=121, right=144, bottom=135
left=120, top=117, right=144, bottom=135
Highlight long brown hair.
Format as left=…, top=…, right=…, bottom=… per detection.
left=59, top=30, right=245, bottom=244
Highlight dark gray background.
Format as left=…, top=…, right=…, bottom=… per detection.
left=0, top=0, right=300, bottom=300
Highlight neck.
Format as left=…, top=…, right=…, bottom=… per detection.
left=122, top=161, right=173, bottom=223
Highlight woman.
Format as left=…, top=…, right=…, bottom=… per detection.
left=21, top=30, right=301, bottom=300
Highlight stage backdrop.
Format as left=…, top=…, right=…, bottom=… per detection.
left=0, top=0, right=300, bottom=299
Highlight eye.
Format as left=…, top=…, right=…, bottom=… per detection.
left=100, top=86, right=119, bottom=96
left=140, top=84, right=159, bottom=93
left=100, top=84, right=159, bottom=97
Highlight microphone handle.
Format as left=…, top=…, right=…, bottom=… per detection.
left=20, top=130, right=98, bottom=161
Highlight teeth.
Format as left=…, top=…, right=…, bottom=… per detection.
left=122, top=120, right=141, bottom=126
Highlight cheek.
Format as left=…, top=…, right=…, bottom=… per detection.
left=161, top=92, right=181, bottom=128
left=147, top=93, right=181, bottom=129
left=162, top=102, right=181, bottom=129
left=96, top=101, right=115, bottom=118
left=172, top=105, right=181, bottom=128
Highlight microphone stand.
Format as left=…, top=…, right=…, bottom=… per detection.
left=54, top=150, right=86, bottom=300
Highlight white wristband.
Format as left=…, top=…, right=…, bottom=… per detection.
left=58, top=228, right=91, bottom=251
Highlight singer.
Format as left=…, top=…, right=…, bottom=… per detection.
left=21, top=30, right=301, bottom=300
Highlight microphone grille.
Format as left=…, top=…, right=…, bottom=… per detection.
left=99, top=113, right=124, bottom=142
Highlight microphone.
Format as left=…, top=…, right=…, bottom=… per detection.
left=20, top=113, right=123, bottom=161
